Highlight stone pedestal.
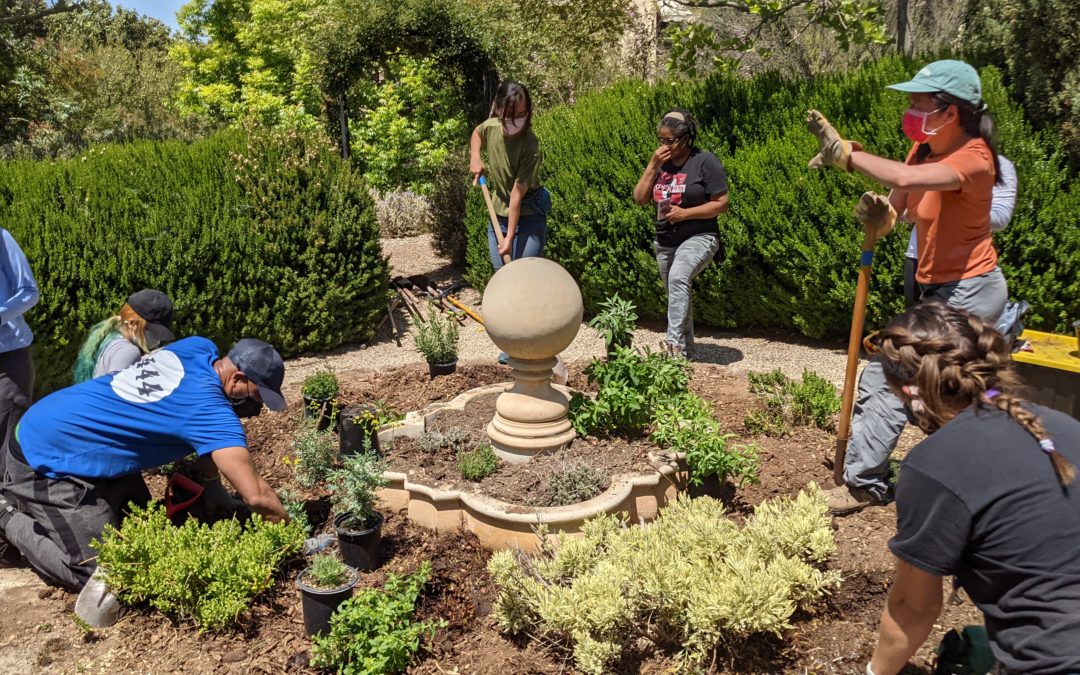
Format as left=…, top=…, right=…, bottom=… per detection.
left=482, top=258, right=583, bottom=463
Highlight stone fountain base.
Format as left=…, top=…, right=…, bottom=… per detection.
left=376, top=384, right=689, bottom=553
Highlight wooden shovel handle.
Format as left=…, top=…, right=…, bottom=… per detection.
left=834, top=225, right=879, bottom=486
left=478, top=177, right=512, bottom=265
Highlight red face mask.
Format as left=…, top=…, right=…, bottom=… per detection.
left=902, top=106, right=946, bottom=143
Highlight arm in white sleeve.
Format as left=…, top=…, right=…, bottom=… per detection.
left=989, top=156, right=1017, bottom=232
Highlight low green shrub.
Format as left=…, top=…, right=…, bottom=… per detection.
left=304, top=553, right=352, bottom=590
left=545, top=462, right=609, bottom=506
left=743, top=369, right=840, bottom=436
left=0, top=126, right=390, bottom=395
left=458, top=444, right=499, bottom=481
left=301, top=369, right=340, bottom=401
left=413, top=305, right=460, bottom=365
left=311, top=562, right=445, bottom=674
left=652, top=393, right=760, bottom=486
left=569, top=347, right=691, bottom=437
left=489, top=486, right=840, bottom=673
left=292, top=421, right=339, bottom=489
left=92, top=502, right=305, bottom=632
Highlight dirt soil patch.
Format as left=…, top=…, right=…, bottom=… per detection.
left=0, top=360, right=980, bottom=674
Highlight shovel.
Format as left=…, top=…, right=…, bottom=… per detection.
left=478, top=176, right=511, bottom=265
left=833, top=220, right=882, bottom=485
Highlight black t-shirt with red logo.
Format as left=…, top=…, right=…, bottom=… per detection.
left=651, top=149, right=728, bottom=247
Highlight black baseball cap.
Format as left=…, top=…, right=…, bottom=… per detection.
left=228, top=338, right=287, bottom=411
left=127, top=289, right=175, bottom=343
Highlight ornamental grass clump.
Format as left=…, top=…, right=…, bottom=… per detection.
left=92, top=502, right=305, bottom=632
left=488, top=485, right=840, bottom=674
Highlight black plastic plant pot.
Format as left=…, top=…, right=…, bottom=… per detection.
left=296, top=566, right=358, bottom=637
left=334, top=511, right=383, bottom=571
left=303, top=396, right=339, bottom=432
left=428, top=360, right=457, bottom=378
left=339, top=405, right=381, bottom=457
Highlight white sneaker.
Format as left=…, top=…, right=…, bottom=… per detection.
left=75, top=569, right=121, bottom=628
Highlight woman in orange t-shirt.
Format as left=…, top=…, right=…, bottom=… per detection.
left=806, top=60, right=1009, bottom=516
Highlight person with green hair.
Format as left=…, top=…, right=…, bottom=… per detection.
left=72, top=289, right=175, bottom=384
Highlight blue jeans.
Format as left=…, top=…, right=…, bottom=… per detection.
left=655, top=233, right=720, bottom=356
left=488, top=213, right=547, bottom=271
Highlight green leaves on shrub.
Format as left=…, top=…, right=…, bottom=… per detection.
left=569, top=347, right=691, bottom=437
left=91, top=502, right=305, bottom=632
left=302, top=369, right=340, bottom=400
left=458, top=444, right=499, bottom=481
left=292, top=420, right=339, bottom=489
left=412, top=304, right=459, bottom=365
left=489, top=486, right=840, bottom=673
left=651, top=393, right=760, bottom=487
left=586, top=293, right=638, bottom=353
left=329, top=452, right=389, bottom=529
left=304, top=553, right=353, bottom=590
left=744, top=368, right=840, bottom=436
left=311, top=562, right=445, bottom=674
left=0, top=126, right=390, bottom=395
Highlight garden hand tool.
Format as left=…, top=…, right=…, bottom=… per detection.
left=164, top=472, right=204, bottom=519
left=478, top=176, right=511, bottom=265
left=416, top=277, right=467, bottom=323
left=833, top=202, right=889, bottom=485
left=429, top=281, right=484, bottom=325
left=806, top=109, right=863, bottom=171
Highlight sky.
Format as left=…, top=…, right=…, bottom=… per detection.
left=114, top=0, right=187, bottom=31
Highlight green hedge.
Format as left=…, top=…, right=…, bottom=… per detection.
left=0, top=128, right=390, bottom=394
left=465, top=56, right=1079, bottom=337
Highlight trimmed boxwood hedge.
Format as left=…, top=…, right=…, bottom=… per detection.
left=465, top=56, right=1079, bottom=338
left=0, top=127, right=390, bottom=394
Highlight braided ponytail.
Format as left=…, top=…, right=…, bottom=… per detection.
left=879, top=302, right=1075, bottom=487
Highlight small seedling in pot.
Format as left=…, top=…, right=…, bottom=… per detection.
left=302, top=369, right=340, bottom=401
left=413, top=305, right=459, bottom=375
left=330, top=451, right=388, bottom=531
left=459, top=444, right=499, bottom=481
left=303, top=553, right=351, bottom=590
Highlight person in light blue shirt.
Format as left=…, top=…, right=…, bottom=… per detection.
left=0, top=336, right=289, bottom=625
left=0, top=228, right=39, bottom=476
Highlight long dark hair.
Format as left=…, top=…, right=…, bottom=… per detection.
left=657, top=107, right=698, bottom=148
left=914, top=93, right=1002, bottom=184
left=877, top=302, right=1074, bottom=486
left=490, top=80, right=532, bottom=132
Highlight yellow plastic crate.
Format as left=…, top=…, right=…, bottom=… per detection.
left=1012, top=330, right=1080, bottom=419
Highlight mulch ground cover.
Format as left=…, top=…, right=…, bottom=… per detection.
left=0, top=360, right=981, bottom=674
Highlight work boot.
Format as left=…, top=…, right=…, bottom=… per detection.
left=75, top=569, right=121, bottom=628
left=826, top=484, right=882, bottom=515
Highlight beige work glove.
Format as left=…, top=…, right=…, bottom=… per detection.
left=806, top=109, right=862, bottom=171
left=854, top=191, right=897, bottom=239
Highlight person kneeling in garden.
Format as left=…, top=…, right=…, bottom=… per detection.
left=0, top=336, right=290, bottom=626
left=633, top=108, right=729, bottom=359
left=866, top=303, right=1080, bottom=675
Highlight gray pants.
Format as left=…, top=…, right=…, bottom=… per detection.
left=1, top=432, right=149, bottom=590
left=655, top=233, right=719, bottom=355
left=844, top=267, right=1009, bottom=498
left=0, top=347, right=33, bottom=478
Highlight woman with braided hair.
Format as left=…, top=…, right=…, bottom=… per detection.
left=866, top=302, right=1080, bottom=675
left=633, top=108, right=729, bottom=358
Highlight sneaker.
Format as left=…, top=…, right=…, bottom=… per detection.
left=826, top=485, right=882, bottom=515
left=75, top=569, right=121, bottom=628
left=497, top=352, right=509, bottom=365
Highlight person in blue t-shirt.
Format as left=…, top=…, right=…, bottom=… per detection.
left=0, top=336, right=290, bottom=623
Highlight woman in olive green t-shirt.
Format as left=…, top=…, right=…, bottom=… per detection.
left=469, top=80, right=550, bottom=271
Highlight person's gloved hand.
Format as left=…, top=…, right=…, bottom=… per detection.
left=198, top=477, right=243, bottom=522
left=806, top=109, right=862, bottom=171
left=854, top=191, right=897, bottom=239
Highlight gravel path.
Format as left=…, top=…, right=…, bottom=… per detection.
left=283, top=234, right=868, bottom=390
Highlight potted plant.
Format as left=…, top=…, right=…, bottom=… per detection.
left=329, top=451, right=388, bottom=571
left=413, top=304, right=459, bottom=377
left=588, top=293, right=638, bottom=356
left=296, top=552, right=358, bottom=636
left=302, top=369, right=340, bottom=431
left=339, top=406, right=381, bottom=456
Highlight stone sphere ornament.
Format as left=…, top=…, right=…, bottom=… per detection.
left=483, top=258, right=583, bottom=463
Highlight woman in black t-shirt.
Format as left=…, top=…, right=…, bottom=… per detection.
left=633, top=109, right=729, bottom=358
left=864, top=302, right=1080, bottom=675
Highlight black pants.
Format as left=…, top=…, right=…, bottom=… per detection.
left=0, top=432, right=149, bottom=590
left=0, top=346, right=33, bottom=478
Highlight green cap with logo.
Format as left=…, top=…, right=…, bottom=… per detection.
left=886, top=59, right=983, bottom=107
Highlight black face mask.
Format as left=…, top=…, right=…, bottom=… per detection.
left=230, top=397, right=263, bottom=419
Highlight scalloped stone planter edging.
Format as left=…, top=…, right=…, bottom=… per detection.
left=375, top=384, right=689, bottom=553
